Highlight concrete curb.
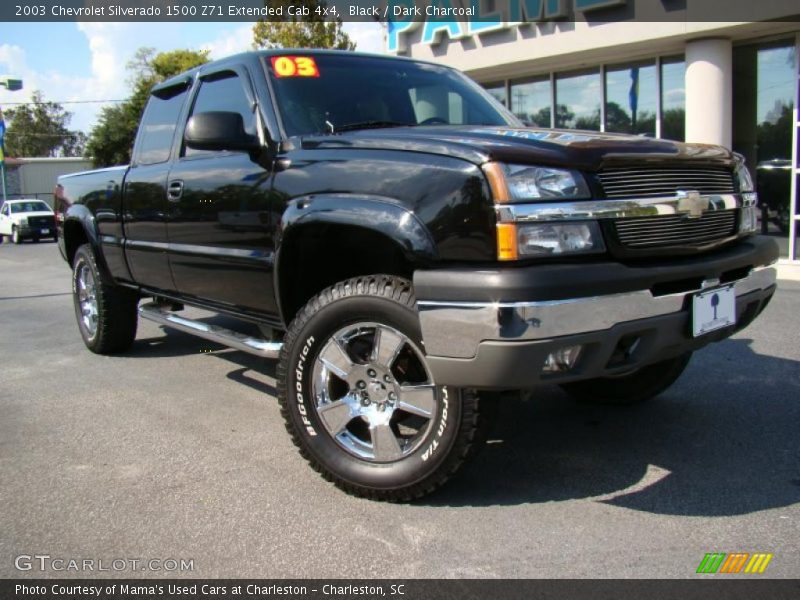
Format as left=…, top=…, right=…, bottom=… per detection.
left=777, top=261, right=800, bottom=282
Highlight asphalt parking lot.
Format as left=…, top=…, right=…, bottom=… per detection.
left=1, top=241, right=798, bottom=579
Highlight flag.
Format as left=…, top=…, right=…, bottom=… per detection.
left=0, top=108, right=5, bottom=163
left=629, top=67, right=640, bottom=129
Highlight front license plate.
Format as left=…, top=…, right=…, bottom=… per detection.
left=40, top=229, right=50, bottom=235
left=692, top=286, right=736, bottom=337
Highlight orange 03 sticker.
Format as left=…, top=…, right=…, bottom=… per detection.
left=271, top=56, right=320, bottom=78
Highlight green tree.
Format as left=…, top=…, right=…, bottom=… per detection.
left=63, top=131, right=88, bottom=157
left=252, top=0, right=355, bottom=50
left=550, top=104, right=575, bottom=129
left=86, top=48, right=209, bottom=167
left=602, top=102, right=657, bottom=136
left=4, top=91, right=85, bottom=157
left=604, top=102, right=631, bottom=132
left=757, top=103, right=793, bottom=161
left=574, top=109, right=601, bottom=131
left=84, top=103, right=141, bottom=167
left=661, top=108, right=685, bottom=142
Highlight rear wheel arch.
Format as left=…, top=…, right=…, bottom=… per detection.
left=62, top=215, right=113, bottom=282
left=63, top=220, right=89, bottom=265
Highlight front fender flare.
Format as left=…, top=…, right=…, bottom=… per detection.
left=274, top=193, right=437, bottom=322
left=278, top=194, right=437, bottom=259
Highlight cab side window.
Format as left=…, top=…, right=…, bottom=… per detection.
left=134, top=85, right=189, bottom=166
left=409, top=85, right=487, bottom=125
left=183, top=71, right=255, bottom=158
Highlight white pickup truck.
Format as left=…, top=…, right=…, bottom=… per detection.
left=0, top=198, right=56, bottom=244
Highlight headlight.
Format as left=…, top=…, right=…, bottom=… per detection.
left=739, top=205, right=758, bottom=234
left=734, top=155, right=758, bottom=235
left=734, top=156, right=755, bottom=193
left=484, top=162, right=590, bottom=202
left=18, top=217, right=28, bottom=227
left=497, top=221, right=605, bottom=260
left=518, top=221, right=605, bottom=256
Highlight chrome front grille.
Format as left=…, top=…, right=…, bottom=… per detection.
left=613, top=210, right=738, bottom=249
left=598, top=166, right=736, bottom=199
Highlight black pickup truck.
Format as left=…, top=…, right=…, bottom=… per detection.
left=56, top=50, right=778, bottom=501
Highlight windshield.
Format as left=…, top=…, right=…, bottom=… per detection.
left=10, top=201, right=51, bottom=213
left=265, top=54, right=519, bottom=137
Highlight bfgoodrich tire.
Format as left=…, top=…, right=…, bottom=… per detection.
left=72, top=244, right=139, bottom=354
left=277, top=275, right=486, bottom=501
left=560, top=352, right=693, bottom=406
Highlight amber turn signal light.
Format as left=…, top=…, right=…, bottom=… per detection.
left=483, top=162, right=510, bottom=203
left=496, top=223, right=518, bottom=261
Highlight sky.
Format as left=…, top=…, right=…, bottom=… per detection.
left=0, top=21, right=384, bottom=134
left=1, top=22, right=796, bottom=138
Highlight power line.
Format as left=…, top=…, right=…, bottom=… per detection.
left=0, top=99, right=126, bottom=106
left=6, top=132, right=86, bottom=138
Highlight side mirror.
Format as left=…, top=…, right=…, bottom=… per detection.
left=184, top=111, right=261, bottom=152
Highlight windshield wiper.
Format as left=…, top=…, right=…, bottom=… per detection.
left=332, top=120, right=409, bottom=133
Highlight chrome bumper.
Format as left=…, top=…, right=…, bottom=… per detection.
left=417, top=265, right=776, bottom=359
left=494, top=192, right=757, bottom=222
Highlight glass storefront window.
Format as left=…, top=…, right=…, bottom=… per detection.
left=605, top=61, right=657, bottom=136
left=483, top=83, right=508, bottom=108
left=734, top=40, right=797, bottom=259
left=510, top=77, right=552, bottom=126
left=660, top=57, right=686, bottom=141
left=485, top=60, right=684, bottom=136
left=755, top=45, right=795, bottom=164
left=556, top=69, right=602, bottom=130
left=794, top=175, right=800, bottom=262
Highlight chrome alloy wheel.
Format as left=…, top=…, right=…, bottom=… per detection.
left=77, top=263, right=99, bottom=337
left=311, top=322, right=439, bottom=463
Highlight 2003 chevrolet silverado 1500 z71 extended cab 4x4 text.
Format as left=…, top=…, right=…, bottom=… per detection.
left=55, top=51, right=778, bottom=501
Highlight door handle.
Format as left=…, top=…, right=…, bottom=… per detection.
left=167, top=180, right=184, bottom=202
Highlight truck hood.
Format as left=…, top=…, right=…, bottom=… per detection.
left=299, top=126, right=735, bottom=171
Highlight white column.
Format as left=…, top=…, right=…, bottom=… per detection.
left=685, top=38, right=733, bottom=148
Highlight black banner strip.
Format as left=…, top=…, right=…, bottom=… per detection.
left=2, top=0, right=800, bottom=23
left=4, top=579, right=800, bottom=600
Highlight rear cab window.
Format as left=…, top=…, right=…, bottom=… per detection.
left=134, top=83, right=190, bottom=165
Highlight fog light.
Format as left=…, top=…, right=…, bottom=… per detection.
left=543, top=345, right=583, bottom=373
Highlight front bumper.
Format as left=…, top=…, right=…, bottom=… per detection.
left=415, top=237, right=778, bottom=389
left=18, top=225, right=55, bottom=238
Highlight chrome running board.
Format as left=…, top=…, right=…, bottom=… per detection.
left=138, top=302, right=283, bottom=359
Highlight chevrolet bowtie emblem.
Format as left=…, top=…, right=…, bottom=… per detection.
left=676, top=190, right=708, bottom=219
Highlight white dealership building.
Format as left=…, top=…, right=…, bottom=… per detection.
left=388, top=0, right=800, bottom=263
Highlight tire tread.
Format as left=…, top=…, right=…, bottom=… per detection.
left=276, top=275, right=485, bottom=502
left=73, top=244, right=138, bottom=354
